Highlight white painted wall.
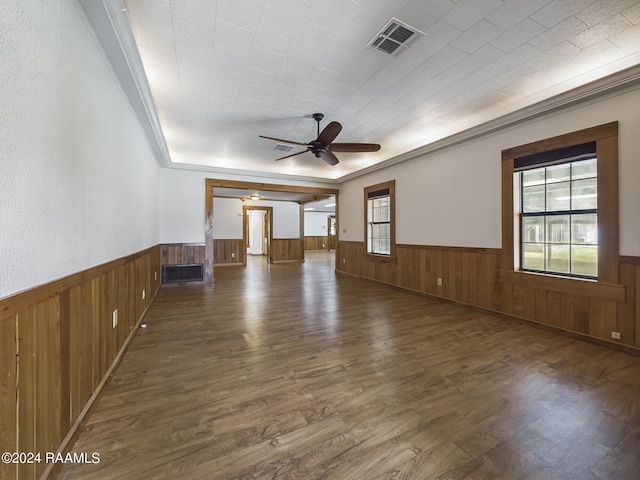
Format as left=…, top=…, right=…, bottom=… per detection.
left=159, top=168, right=335, bottom=243
left=0, top=0, right=160, bottom=299
left=213, top=197, right=243, bottom=239
left=340, top=87, right=640, bottom=255
left=305, top=212, right=331, bottom=236
left=266, top=201, right=300, bottom=238
left=211, top=198, right=301, bottom=240
left=159, top=169, right=205, bottom=243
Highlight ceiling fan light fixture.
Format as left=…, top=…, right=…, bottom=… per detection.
left=250, top=195, right=260, bottom=201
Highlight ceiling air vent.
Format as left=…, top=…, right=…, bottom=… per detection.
left=367, top=18, right=424, bottom=56
left=274, top=144, right=293, bottom=152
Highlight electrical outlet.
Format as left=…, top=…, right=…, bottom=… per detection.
left=342, top=258, right=346, bottom=264
left=437, top=278, right=443, bottom=286
left=142, top=289, right=146, bottom=300
left=112, top=309, right=118, bottom=328
left=154, top=271, right=157, bottom=281
left=611, top=331, right=621, bottom=340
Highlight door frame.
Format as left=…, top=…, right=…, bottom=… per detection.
left=327, top=215, right=336, bottom=251
left=243, top=205, right=273, bottom=265
left=204, top=179, right=339, bottom=284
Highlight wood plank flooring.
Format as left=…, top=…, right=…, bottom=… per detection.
left=58, top=252, right=640, bottom=480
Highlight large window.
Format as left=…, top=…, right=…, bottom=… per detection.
left=517, top=153, right=598, bottom=278
left=501, top=122, right=620, bottom=292
left=364, top=180, right=395, bottom=257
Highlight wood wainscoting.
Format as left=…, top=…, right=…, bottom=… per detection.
left=0, top=246, right=161, bottom=480
left=213, top=239, right=245, bottom=266
left=162, top=241, right=299, bottom=268
left=337, top=241, right=639, bottom=353
left=272, top=238, right=303, bottom=263
left=304, top=236, right=329, bottom=251
left=161, top=243, right=205, bottom=266
left=161, top=242, right=245, bottom=268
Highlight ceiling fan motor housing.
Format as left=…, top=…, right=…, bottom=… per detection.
left=309, top=140, right=327, bottom=157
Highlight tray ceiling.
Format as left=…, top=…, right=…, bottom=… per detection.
left=118, top=0, right=640, bottom=182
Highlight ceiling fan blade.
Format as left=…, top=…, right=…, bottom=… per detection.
left=259, top=135, right=309, bottom=147
left=319, top=150, right=340, bottom=166
left=317, top=121, right=342, bottom=146
left=275, top=149, right=308, bottom=161
left=330, top=143, right=381, bottom=153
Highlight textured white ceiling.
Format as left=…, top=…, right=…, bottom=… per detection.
left=123, top=0, right=640, bottom=181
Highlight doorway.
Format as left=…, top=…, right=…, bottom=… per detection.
left=243, top=205, right=273, bottom=265
left=204, top=179, right=340, bottom=284
left=327, top=215, right=336, bottom=251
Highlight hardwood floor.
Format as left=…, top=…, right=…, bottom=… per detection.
left=58, top=252, right=640, bottom=480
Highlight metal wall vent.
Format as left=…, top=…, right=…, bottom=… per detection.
left=366, top=18, right=424, bottom=56
left=274, top=144, right=293, bottom=152
left=162, top=264, right=203, bottom=284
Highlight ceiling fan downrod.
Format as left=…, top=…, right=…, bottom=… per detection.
left=312, top=112, right=324, bottom=137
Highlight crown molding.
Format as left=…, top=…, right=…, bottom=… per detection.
left=165, top=161, right=342, bottom=185
left=79, top=0, right=171, bottom=167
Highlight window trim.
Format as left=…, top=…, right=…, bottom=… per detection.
left=364, top=180, right=396, bottom=261
left=500, top=122, right=620, bottom=296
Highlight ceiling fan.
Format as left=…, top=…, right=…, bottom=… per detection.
left=259, top=113, right=381, bottom=166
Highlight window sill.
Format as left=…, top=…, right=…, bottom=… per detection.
left=499, top=269, right=625, bottom=302
left=366, top=253, right=397, bottom=265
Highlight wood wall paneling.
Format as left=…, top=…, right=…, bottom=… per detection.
left=135, top=255, right=147, bottom=322
left=117, top=262, right=131, bottom=354
left=34, top=299, right=62, bottom=458
left=17, top=296, right=62, bottom=479
left=304, top=236, right=329, bottom=251
left=17, top=306, right=36, bottom=480
left=337, top=241, right=640, bottom=354
left=101, top=269, right=118, bottom=388
left=0, top=245, right=161, bottom=480
left=69, top=280, right=98, bottom=424
left=271, top=238, right=303, bottom=263
left=0, top=315, right=17, bottom=480
left=213, top=240, right=244, bottom=266
left=162, top=240, right=248, bottom=267
left=617, top=262, right=636, bottom=346
left=161, top=243, right=205, bottom=265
